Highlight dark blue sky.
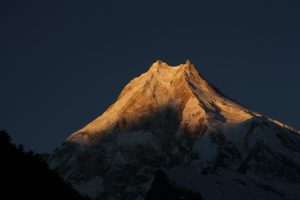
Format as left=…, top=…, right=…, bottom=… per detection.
left=1, top=1, right=300, bottom=152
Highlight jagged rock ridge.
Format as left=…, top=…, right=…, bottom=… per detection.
left=50, top=60, right=300, bottom=200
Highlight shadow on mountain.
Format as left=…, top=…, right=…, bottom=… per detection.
left=145, top=170, right=203, bottom=200
left=0, top=130, right=90, bottom=200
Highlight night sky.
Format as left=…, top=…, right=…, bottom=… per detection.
left=1, top=1, right=300, bottom=153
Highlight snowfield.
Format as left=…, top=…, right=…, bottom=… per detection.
left=49, top=60, right=300, bottom=200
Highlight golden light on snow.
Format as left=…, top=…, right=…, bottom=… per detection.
left=67, top=60, right=293, bottom=144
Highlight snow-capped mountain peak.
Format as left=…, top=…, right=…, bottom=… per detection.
left=50, top=61, right=300, bottom=200
left=68, top=60, right=254, bottom=144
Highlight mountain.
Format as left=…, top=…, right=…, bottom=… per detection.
left=49, top=60, right=300, bottom=200
left=0, top=130, right=90, bottom=200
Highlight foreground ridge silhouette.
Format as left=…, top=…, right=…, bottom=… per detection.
left=0, top=130, right=90, bottom=200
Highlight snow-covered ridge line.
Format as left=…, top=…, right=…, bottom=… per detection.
left=50, top=60, right=300, bottom=200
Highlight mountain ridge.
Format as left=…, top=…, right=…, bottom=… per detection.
left=67, top=60, right=258, bottom=143
left=50, top=60, right=300, bottom=200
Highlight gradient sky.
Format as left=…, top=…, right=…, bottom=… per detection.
left=1, top=1, right=300, bottom=152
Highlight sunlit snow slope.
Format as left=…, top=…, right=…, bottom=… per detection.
left=50, top=60, right=300, bottom=200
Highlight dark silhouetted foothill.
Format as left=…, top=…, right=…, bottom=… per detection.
left=0, top=130, right=90, bottom=200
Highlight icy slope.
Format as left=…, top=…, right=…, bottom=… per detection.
left=49, top=60, right=300, bottom=200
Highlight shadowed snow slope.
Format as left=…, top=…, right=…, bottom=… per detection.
left=50, top=60, right=300, bottom=200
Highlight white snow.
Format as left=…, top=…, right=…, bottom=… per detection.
left=166, top=166, right=300, bottom=200
left=50, top=60, right=300, bottom=200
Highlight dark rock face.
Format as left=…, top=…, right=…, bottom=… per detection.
left=145, top=170, right=203, bottom=200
